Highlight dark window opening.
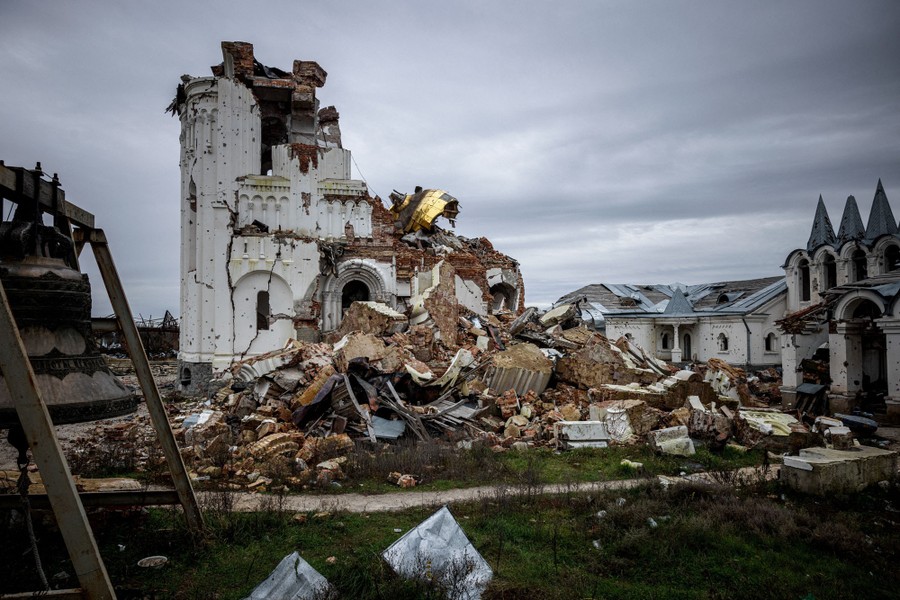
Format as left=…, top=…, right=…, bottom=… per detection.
left=823, top=254, right=837, bottom=290
left=180, top=367, right=192, bottom=387
left=885, top=245, right=900, bottom=272
left=852, top=249, right=868, bottom=282
left=718, top=333, right=729, bottom=352
left=683, top=333, right=692, bottom=361
left=799, top=259, right=811, bottom=302
left=661, top=333, right=670, bottom=350
left=341, top=280, right=370, bottom=313
left=260, top=116, right=288, bottom=175
left=765, top=333, right=776, bottom=352
left=257, top=290, right=270, bottom=331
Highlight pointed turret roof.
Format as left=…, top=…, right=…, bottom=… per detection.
left=663, top=288, right=693, bottom=315
left=836, top=195, right=865, bottom=247
left=806, top=195, right=836, bottom=251
left=865, top=179, right=897, bottom=242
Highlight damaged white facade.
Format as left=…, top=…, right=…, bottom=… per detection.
left=175, top=42, right=523, bottom=392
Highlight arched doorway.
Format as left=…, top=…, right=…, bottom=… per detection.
left=489, top=283, right=516, bottom=312
left=683, top=333, right=692, bottom=362
left=341, top=280, right=370, bottom=313
left=854, top=300, right=887, bottom=406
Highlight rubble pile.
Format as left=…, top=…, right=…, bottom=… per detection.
left=79, top=300, right=824, bottom=490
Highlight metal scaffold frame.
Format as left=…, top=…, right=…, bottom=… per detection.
left=0, top=163, right=203, bottom=600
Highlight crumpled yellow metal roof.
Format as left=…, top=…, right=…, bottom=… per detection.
left=389, top=189, right=460, bottom=233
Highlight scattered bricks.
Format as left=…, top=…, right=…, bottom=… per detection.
left=291, top=365, right=336, bottom=410
left=408, top=324, right=435, bottom=362
left=313, top=434, right=354, bottom=461
left=496, top=390, right=520, bottom=419
left=246, top=432, right=300, bottom=461
left=559, top=403, right=582, bottom=422
left=648, top=425, right=695, bottom=456
left=485, top=343, right=553, bottom=396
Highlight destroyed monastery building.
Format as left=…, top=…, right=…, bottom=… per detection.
left=557, top=278, right=787, bottom=368
left=781, top=179, right=900, bottom=422
left=174, top=42, right=523, bottom=393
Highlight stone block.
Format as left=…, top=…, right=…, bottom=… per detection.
left=555, top=420, right=610, bottom=450
left=781, top=446, right=897, bottom=495
left=648, top=425, right=695, bottom=456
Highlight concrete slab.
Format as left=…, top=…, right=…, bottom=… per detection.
left=781, top=445, right=897, bottom=495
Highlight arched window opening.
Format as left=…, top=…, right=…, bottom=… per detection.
left=852, top=249, right=868, bottom=282
left=180, top=367, right=192, bottom=387
left=341, top=280, right=370, bottom=313
left=717, top=332, right=729, bottom=352
left=852, top=299, right=882, bottom=320
left=822, top=254, right=837, bottom=290
left=799, top=259, right=811, bottom=302
left=885, top=245, right=900, bottom=272
left=683, top=333, right=692, bottom=361
left=661, top=333, right=670, bottom=350
left=490, top=283, right=516, bottom=313
left=765, top=332, right=776, bottom=352
left=256, top=290, right=270, bottom=331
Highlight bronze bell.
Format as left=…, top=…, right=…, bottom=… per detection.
left=0, top=204, right=136, bottom=427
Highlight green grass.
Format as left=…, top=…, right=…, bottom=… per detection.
left=4, top=479, right=897, bottom=599
left=333, top=442, right=766, bottom=495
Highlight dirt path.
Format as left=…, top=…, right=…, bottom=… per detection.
left=213, top=466, right=779, bottom=513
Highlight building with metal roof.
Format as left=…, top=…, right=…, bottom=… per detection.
left=556, top=277, right=786, bottom=367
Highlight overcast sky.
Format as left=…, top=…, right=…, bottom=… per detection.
left=2, top=1, right=899, bottom=316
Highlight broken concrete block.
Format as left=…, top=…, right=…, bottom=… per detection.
left=648, top=425, right=695, bottom=456
left=333, top=301, right=408, bottom=338
left=539, top=303, right=577, bottom=328
left=825, top=426, right=855, bottom=450
left=485, top=342, right=553, bottom=396
left=605, top=406, right=634, bottom=442
left=555, top=421, right=610, bottom=450
left=781, top=446, right=897, bottom=495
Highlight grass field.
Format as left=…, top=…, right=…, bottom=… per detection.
left=3, top=457, right=898, bottom=599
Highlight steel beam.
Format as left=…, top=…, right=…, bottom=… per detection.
left=0, top=489, right=181, bottom=511
left=0, top=282, right=116, bottom=599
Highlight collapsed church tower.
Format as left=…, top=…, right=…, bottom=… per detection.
left=172, top=42, right=523, bottom=393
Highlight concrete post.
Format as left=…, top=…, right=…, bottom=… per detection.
left=877, top=318, right=900, bottom=422
left=830, top=321, right=865, bottom=394
left=670, top=323, right=682, bottom=363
